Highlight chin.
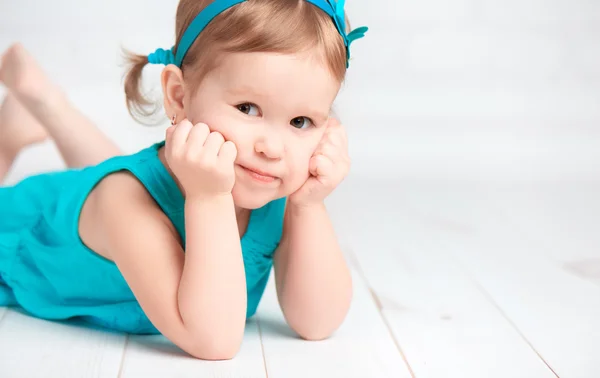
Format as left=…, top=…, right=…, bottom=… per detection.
left=231, top=185, right=278, bottom=210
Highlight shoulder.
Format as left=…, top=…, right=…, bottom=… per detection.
left=79, top=171, right=180, bottom=261
left=94, top=171, right=159, bottom=208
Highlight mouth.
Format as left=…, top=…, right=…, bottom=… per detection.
left=239, top=165, right=279, bottom=183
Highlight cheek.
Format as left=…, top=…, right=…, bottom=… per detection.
left=290, top=156, right=311, bottom=180
left=285, top=140, right=318, bottom=183
left=186, top=104, right=241, bottom=141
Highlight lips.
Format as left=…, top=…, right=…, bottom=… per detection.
left=239, top=165, right=278, bottom=183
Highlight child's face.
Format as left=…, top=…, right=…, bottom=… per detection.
left=182, top=52, right=342, bottom=209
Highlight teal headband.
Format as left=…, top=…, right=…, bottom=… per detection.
left=148, top=0, right=367, bottom=68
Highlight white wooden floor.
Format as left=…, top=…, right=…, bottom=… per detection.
left=1, top=179, right=599, bottom=377
left=2, top=0, right=600, bottom=376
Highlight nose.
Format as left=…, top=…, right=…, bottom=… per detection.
left=254, top=127, right=284, bottom=160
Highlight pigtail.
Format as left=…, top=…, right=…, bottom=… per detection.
left=122, top=49, right=161, bottom=125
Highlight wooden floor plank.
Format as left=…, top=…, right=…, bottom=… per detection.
left=401, top=183, right=600, bottom=378
left=492, top=184, right=600, bottom=264
left=0, top=309, right=126, bottom=378
left=257, top=270, right=412, bottom=378
left=340, top=190, right=556, bottom=378
left=119, top=318, right=267, bottom=378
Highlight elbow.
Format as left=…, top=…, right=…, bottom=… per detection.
left=190, top=347, right=239, bottom=361
left=285, top=309, right=347, bottom=342
left=187, top=337, right=242, bottom=361
left=295, top=325, right=336, bottom=341
left=183, top=323, right=244, bottom=360
left=179, top=308, right=247, bottom=360
left=284, top=289, right=353, bottom=342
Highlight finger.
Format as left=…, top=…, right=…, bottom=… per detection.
left=326, top=117, right=346, bottom=135
left=186, top=123, right=211, bottom=155
left=309, top=155, right=319, bottom=177
left=218, top=140, right=238, bottom=163
left=332, top=126, right=348, bottom=145
left=314, top=132, right=334, bottom=153
left=326, top=120, right=347, bottom=144
left=323, top=133, right=341, bottom=148
left=202, top=131, right=225, bottom=157
left=338, top=126, right=348, bottom=145
left=309, top=154, right=334, bottom=177
left=326, top=117, right=342, bottom=130
left=315, top=142, right=338, bottom=158
left=170, top=119, right=194, bottom=153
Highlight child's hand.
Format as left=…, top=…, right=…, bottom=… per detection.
left=289, top=118, right=350, bottom=207
left=165, top=119, right=238, bottom=199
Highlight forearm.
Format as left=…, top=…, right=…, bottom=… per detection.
left=178, top=194, right=247, bottom=346
left=15, top=88, right=121, bottom=167
left=276, top=202, right=352, bottom=340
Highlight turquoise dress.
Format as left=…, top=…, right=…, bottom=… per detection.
left=0, top=141, right=285, bottom=334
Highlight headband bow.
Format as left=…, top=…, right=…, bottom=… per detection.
left=308, top=0, right=368, bottom=65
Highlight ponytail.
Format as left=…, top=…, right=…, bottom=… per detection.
left=122, top=49, right=161, bottom=125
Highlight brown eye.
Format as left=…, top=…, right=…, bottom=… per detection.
left=290, top=117, right=312, bottom=129
left=237, top=103, right=259, bottom=116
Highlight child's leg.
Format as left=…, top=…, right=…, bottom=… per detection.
left=0, top=43, right=123, bottom=170
left=0, top=151, right=11, bottom=181
left=0, top=94, right=49, bottom=181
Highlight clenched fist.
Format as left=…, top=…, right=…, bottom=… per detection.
left=165, top=119, right=237, bottom=199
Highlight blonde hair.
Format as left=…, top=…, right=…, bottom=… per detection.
left=123, top=0, right=350, bottom=124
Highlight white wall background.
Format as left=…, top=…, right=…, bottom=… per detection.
left=1, top=0, right=599, bottom=184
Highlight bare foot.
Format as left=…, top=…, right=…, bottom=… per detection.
left=0, top=43, right=51, bottom=164
left=0, top=43, right=59, bottom=107
left=0, top=94, right=48, bottom=158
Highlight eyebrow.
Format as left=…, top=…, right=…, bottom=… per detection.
left=227, top=86, right=266, bottom=98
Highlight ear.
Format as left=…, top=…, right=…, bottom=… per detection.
left=161, top=65, right=186, bottom=122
